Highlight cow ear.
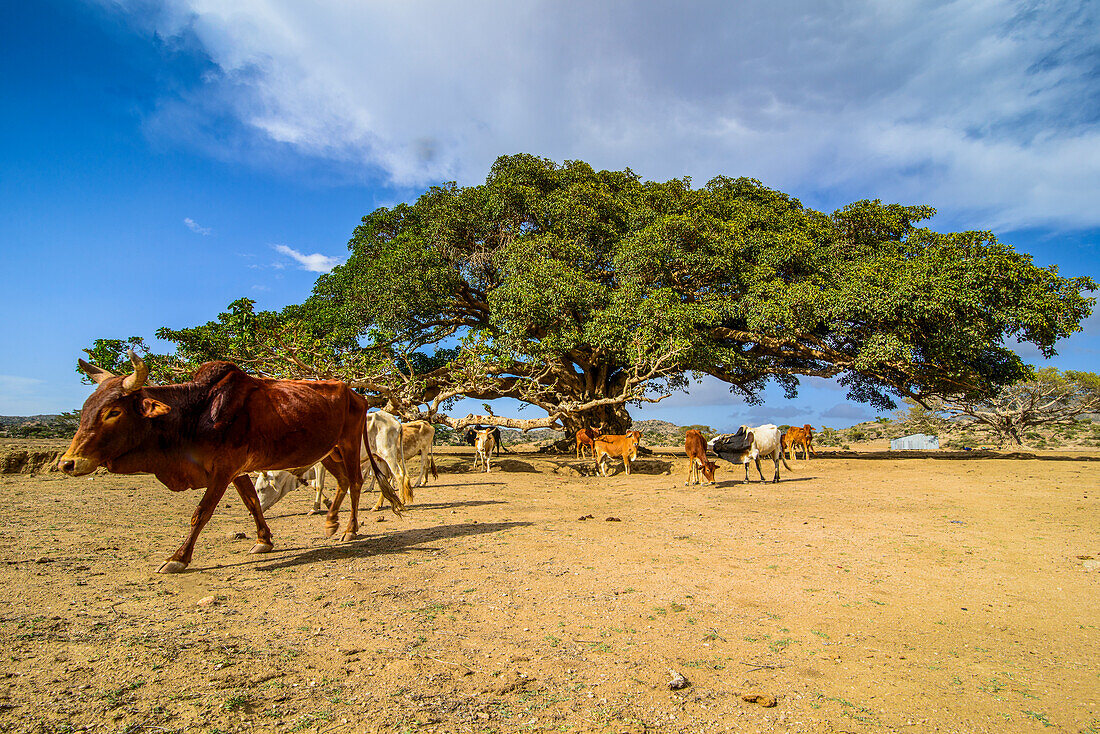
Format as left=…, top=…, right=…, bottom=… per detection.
left=141, top=398, right=171, bottom=418
left=746, top=432, right=754, bottom=444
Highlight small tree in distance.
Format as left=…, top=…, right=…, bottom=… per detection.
left=927, top=368, right=1100, bottom=446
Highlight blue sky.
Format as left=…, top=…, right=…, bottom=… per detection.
left=2, top=0, right=1098, bottom=432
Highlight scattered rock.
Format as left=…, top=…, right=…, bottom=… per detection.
left=196, top=596, right=217, bottom=607
left=375, top=516, right=386, bottom=523
left=226, top=531, right=247, bottom=541
left=742, top=692, right=778, bottom=707
left=34, top=557, right=53, bottom=564
left=1084, top=560, right=1100, bottom=571
left=668, top=670, right=690, bottom=690
left=578, top=514, right=594, bottom=521
left=605, top=517, right=621, bottom=522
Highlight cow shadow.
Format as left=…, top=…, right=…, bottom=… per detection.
left=248, top=521, right=532, bottom=571
left=712, top=476, right=817, bottom=488
left=399, top=499, right=507, bottom=511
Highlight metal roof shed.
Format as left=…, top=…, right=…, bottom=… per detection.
left=890, top=434, right=940, bottom=450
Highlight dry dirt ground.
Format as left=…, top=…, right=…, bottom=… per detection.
left=0, top=444, right=1097, bottom=734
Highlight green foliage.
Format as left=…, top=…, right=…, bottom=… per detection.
left=679, top=424, right=717, bottom=436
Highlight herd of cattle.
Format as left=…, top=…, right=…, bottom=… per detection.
left=56, top=352, right=817, bottom=573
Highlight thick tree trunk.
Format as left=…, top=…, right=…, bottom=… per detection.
left=541, top=404, right=634, bottom=454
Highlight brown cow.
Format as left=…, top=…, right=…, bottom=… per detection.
left=592, top=430, right=642, bottom=476
left=575, top=427, right=602, bottom=459
left=783, top=424, right=816, bottom=460
left=58, top=351, right=402, bottom=573
left=684, top=429, right=717, bottom=485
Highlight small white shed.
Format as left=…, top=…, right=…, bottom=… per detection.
left=890, top=433, right=940, bottom=450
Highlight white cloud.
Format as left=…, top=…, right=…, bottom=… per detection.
left=273, top=244, right=341, bottom=273
left=118, top=0, right=1100, bottom=230
left=821, top=402, right=874, bottom=421
left=183, top=217, right=211, bottom=235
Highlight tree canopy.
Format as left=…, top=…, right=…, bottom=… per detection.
left=85, top=154, right=1095, bottom=433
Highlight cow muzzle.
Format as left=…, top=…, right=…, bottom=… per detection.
left=58, top=455, right=97, bottom=476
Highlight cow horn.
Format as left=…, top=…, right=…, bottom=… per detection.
left=78, top=358, right=116, bottom=385
left=120, top=350, right=148, bottom=394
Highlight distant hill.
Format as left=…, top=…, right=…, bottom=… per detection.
left=0, top=413, right=78, bottom=439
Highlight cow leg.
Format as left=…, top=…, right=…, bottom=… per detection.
left=231, top=475, right=274, bottom=554
left=754, top=458, right=767, bottom=482
left=624, top=456, right=631, bottom=475
left=158, top=481, right=231, bottom=573
left=743, top=462, right=750, bottom=484
left=310, top=465, right=329, bottom=515
left=321, top=456, right=351, bottom=537
left=773, top=457, right=781, bottom=483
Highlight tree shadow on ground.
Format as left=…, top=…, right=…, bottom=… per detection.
left=594, top=459, right=672, bottom=476
left=229, top=521, right=533, bottom=572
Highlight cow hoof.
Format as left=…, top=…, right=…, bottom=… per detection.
left=157, top=560, right=188, bottom=574
left=249, top=542, right=274, bottom=555
left=341, top=531, right=359, bottom=542
left=323, top=524, right=338, bottom=537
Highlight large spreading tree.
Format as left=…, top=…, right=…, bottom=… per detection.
left=87, top=154, right=1094, bottom=436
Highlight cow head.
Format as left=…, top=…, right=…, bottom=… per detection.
left=58, top=351, right=170, bottom=476
left=701, top=459, right=718, bottom=482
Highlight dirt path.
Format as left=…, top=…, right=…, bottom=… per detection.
left=0, top=447, right=1097, bottom=733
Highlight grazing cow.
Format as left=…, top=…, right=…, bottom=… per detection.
left=782, top=424, right=816, bottom=460
left=472, top=427, right=496, bottom=472
left=592, top=431, right=642, bottom=476
left=684, top=429, right=718, bottom=485
left=58, top=351, right=401, bottom=573
left=253, top=463, right=330, bottom=514
left=709, top=424, right=792, bottom=484
left=362, top=411, right=413, bottom=511
left=464, top=425, right=507, bottom=454
left=402, top=420, right=438, bottom=488
left=575, top=427, right=602, bottom=460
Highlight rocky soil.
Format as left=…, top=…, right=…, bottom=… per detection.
left=0, top=444, right=1097, bottom=733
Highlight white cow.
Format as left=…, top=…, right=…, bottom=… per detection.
left=472, top=427, right=496, bottom=472
left=362, top=411, right=413, bottom=511
left=253, top=464, right=330, bottom=513
left=708, top=424, right=792, bottom=484
left=401, top=420, right=438, bottom=488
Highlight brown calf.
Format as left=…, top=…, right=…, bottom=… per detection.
left=575, top=427, right=602, bottom=459
left=472, top=428, right=496, bottom=472
left=593, top=430, right=642, bottom=476
left=783, top=424, right=816, bottom=460
left=58, top=352, right=402, bottom=573
left=684, top=429, right=718, bottom=485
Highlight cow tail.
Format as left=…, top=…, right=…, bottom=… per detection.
left=780, top=448, right=793, bottom=471
left=429, top=440, right=438, bottom=479
left=399, top=427, right=413, bottom=505
left=364, top=433, right=404, bottom=515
